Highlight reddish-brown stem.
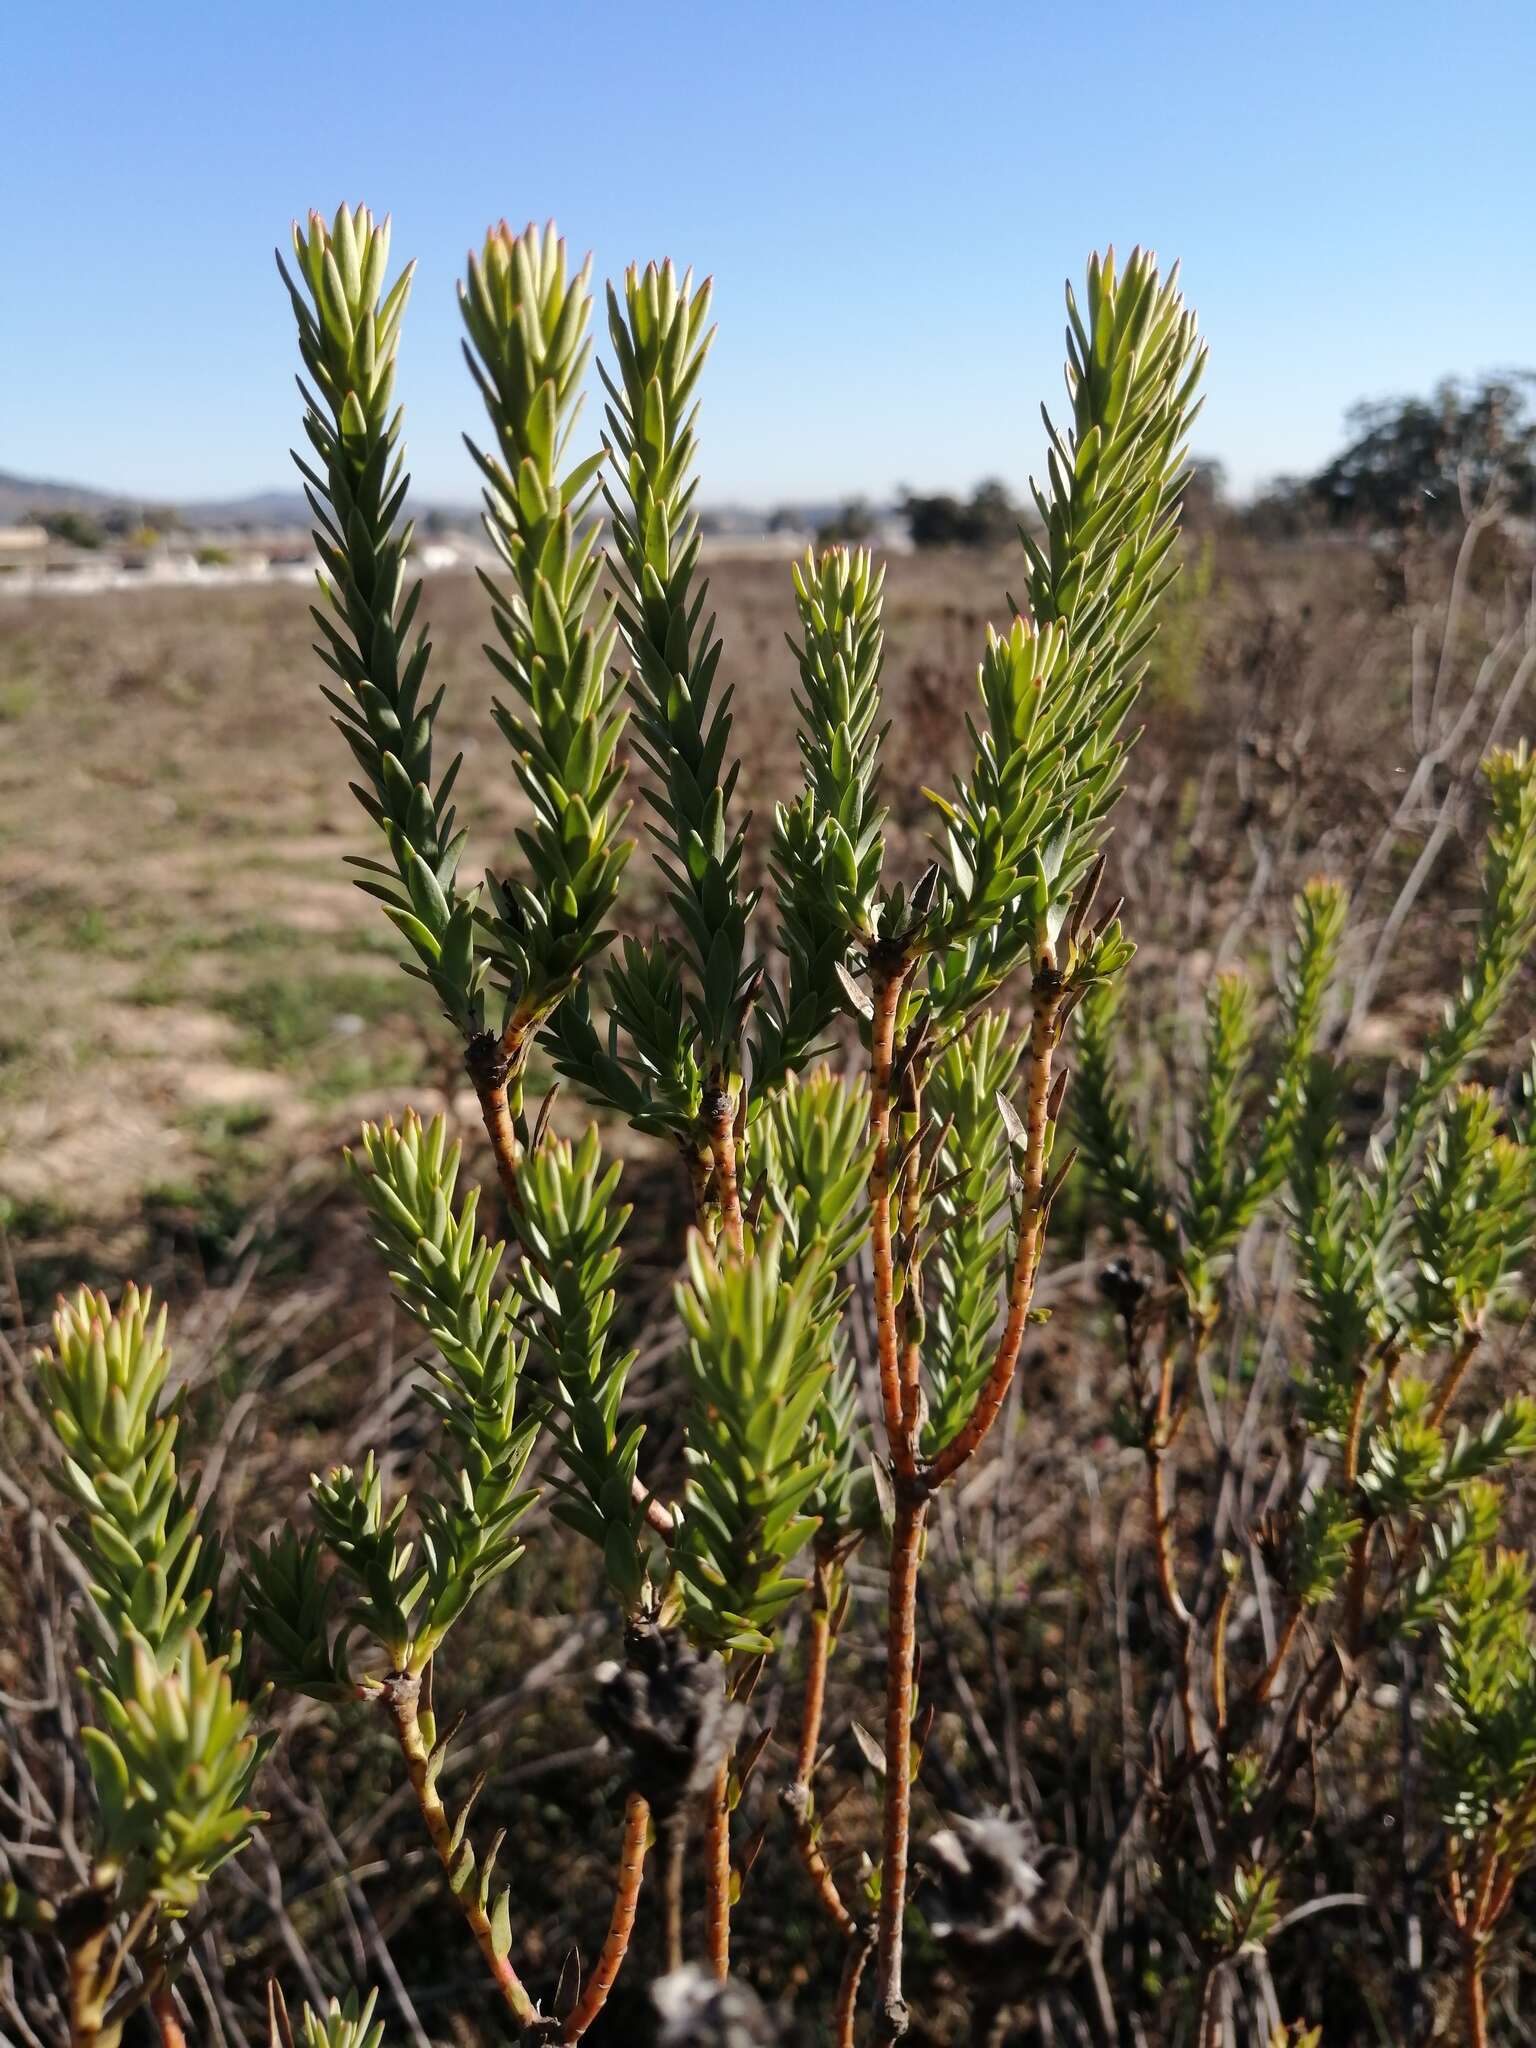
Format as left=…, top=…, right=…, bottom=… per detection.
left=795, top=1569, right=834, bottom=1788
left=383, top=1671, right=540, bottom=2028
left=688, top=1090, right=742, bottom=1988
left=869, top=954, right=923, bottom=2039
left=151, top=1987, right=188, bottom=2048
left=704, top=1754, right=732, bottom=1979
left=875, top=1484, right=926, bottom=2041
left=784, top=1558, right=858, bottom=1939
left=1472, top=1838, right=1502, bottom=1949
left=686, top=1142, right=718, bottom=1246
left=869, top=964, right=914, bottom=1469
left=836, top=1930, right=876, bottom=2048
left=562, top=1791, right=651, bottom=2041
left=1140, top=1322, right=1211, bottom=1752
left=1145, top=1334, right=1192, bottom=1631
left=1342, top=1364, right=1373, bottom=1487
left=466, top=1027, right=527, bottom=1218
left=705, top=1089, right=745, bottom=1257
left=708, top=1081, right=749, bottom=1253
left=1253, top=1606, right=1302, bottom=1707
left=925, top=978, right=1060, bottom=1487
left=633, top=1474, right=676, bottom=1540
left=1342, top=1522, right=1374, bottom=1656
left=1462, top=1933, right=1489, bottom=2048
left=1485, top=1777, right=1536, bottom=1923
left=872, top=964, right=1060, bottom=2035
left=1211, top=1579, right=1234, bottom=1736
left=1429, top=1325, right=1484, bottom=1429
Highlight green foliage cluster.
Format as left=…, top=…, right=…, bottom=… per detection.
left=926, top=249, right=1198, bottom=1012
left=757, top=547, right=888, bottom=1083
left=602, top=263, right=749, bottom=1083
left=243, top=1112, right=541, bottom=1685
left=37, top=1286, right=226, bottom=1667
left=21, top=1290, right=264, bottom=2037
left=282, top=209, right=484, bottom=1036
left=517, top=1126, right=655, bottom=1609
left=270, top=1986, right=385, bottom=2048
left=921, top=1015, right=1023, bottom=1454
left=1075, top=738, right=1536, bottom=1998
left=18, top=220, right=1216, bottom=2043
left=464, top=223, right=632, bottom=1036
left=674, top=1230, right=836, bottom=1653
left=1428, top=1546, right=1536, bottom=1836
left=354, top=1113, right=541, bottom=1658
left=25, top=199, right=1536, bottom=2048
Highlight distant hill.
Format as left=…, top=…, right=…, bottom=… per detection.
left=0, top=467, right=870, bottom=539
left=0, top=470, right=482, bottom=532
left=178, top=489, right=313, bottom=527
left=0, top=468, right=314, bottom=528
left=0, top=469, right=122, bottom=521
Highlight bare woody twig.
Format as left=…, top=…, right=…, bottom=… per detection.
left=703, top=1758, right=732, bottom=1981
left=704, top=1087, right=746, bottom=1257
left=926, top=971, right=1062, bottom=1488
left=782, top=1557, right=860, bottom=1942
left=466, top=1029, right=526, bottom=1219
left=151, top=1986, right=189, bottom=2048
left=869, top=964, right=915, bottom=1469
left=874, top=1482, right=925, bottom=2041
left=380, top=1671, right=540, bottom=2030
left=561, top=1791, right=651, bottom=2042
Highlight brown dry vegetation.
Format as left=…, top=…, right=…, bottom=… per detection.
left=2, top=522, right=1534, bottom=2044
left=0, top=536, right=1467, bottom=1263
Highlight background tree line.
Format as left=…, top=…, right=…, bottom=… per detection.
left=810, top=371, right=1536, bottom=551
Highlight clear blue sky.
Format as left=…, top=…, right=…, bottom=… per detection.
left=5, top=0, right=1534, bottom=507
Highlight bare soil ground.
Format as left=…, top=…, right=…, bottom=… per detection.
left=0, top=552, right=1017, bottom=1284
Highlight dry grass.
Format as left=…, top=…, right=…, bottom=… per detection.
left=0, top=552, right=1019, bottom=1281
left=2, top=524, right=1533, bottom=2043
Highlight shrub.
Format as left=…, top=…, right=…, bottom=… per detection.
left=8, top=209, right=1536, bottom=2048
left=35, top=508, right=106, bottom=551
